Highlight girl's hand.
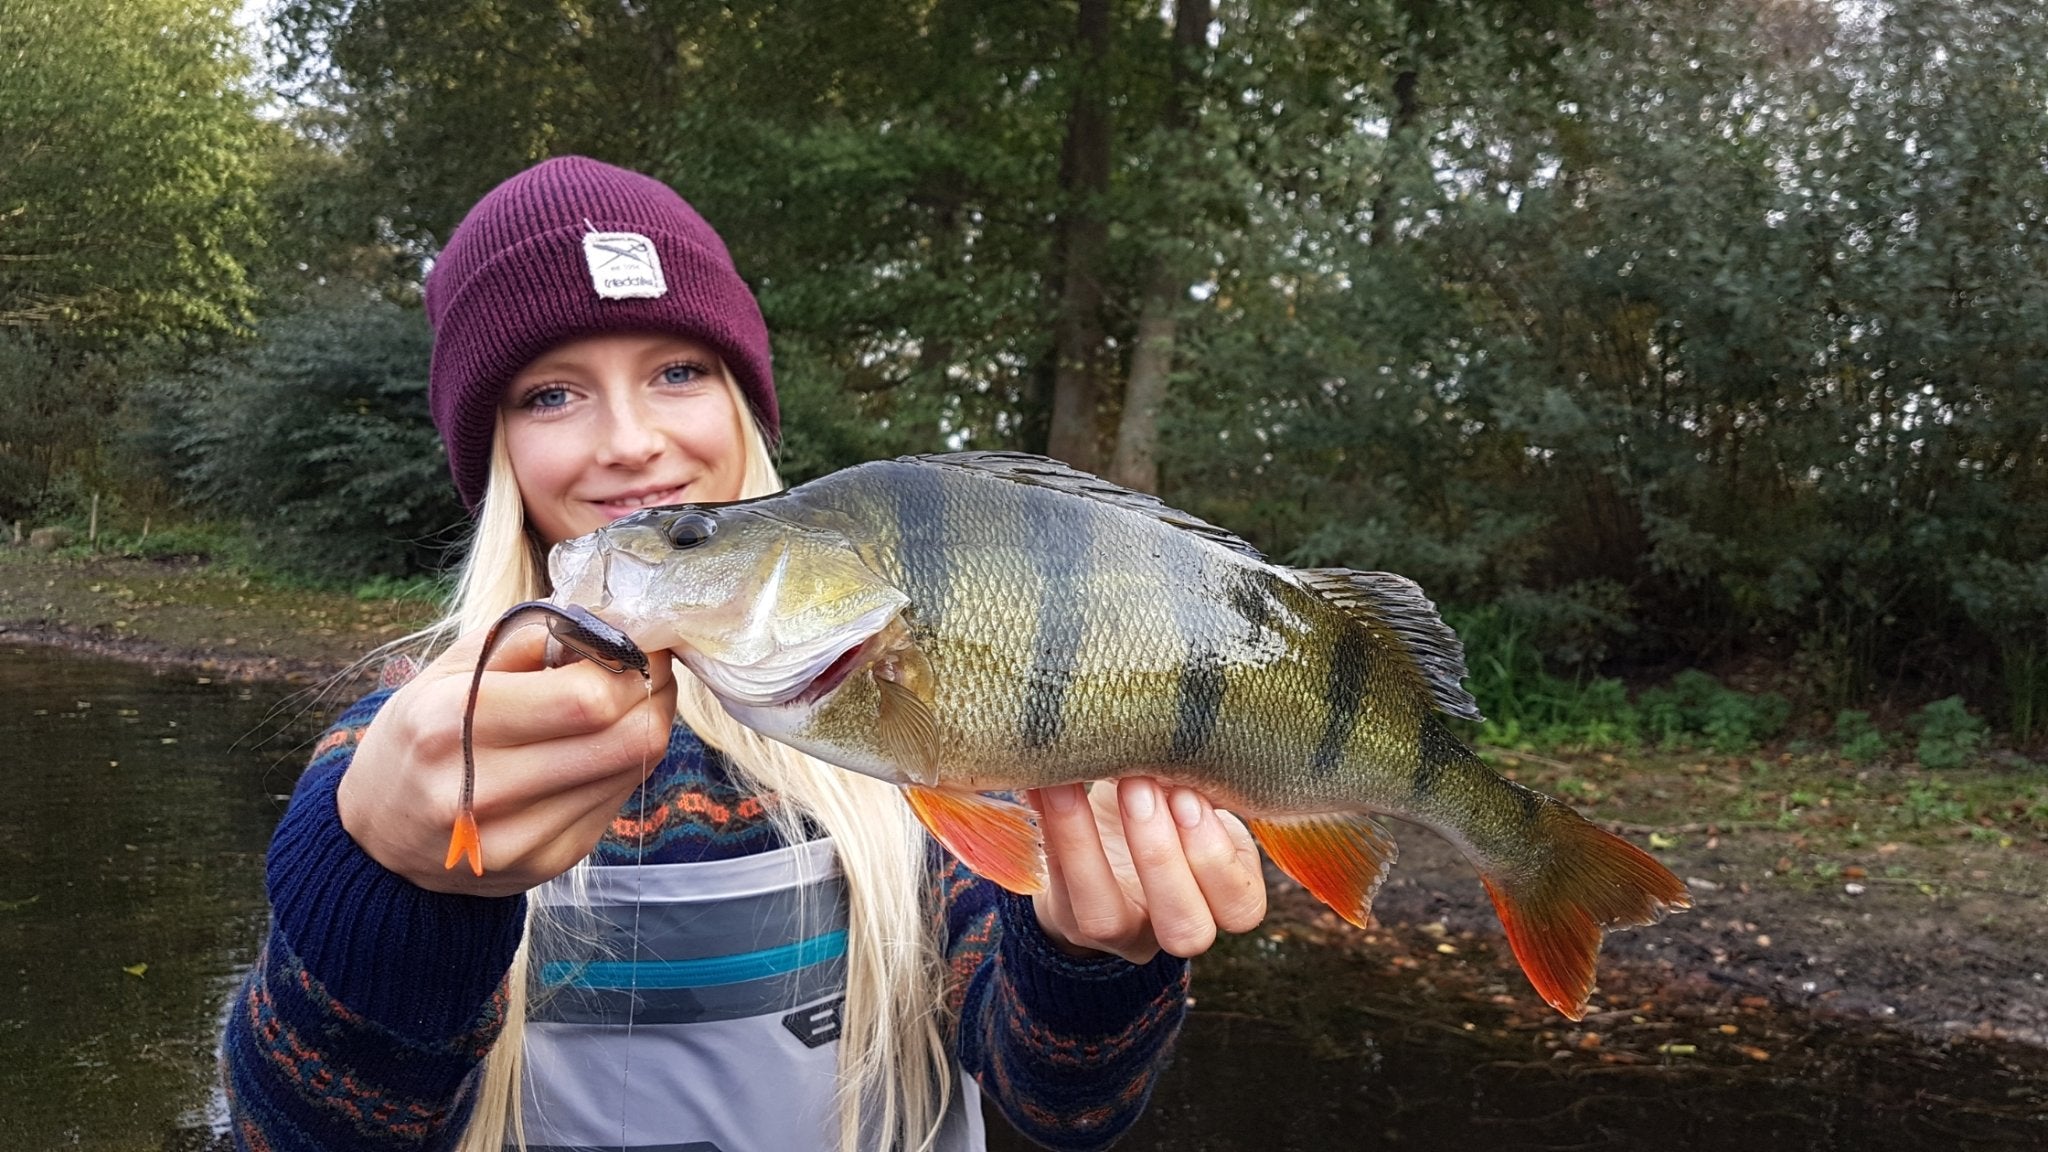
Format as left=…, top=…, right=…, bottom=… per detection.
left=1027, top=779, right=1268, bottom=965
left=337, top=622, right=676, bottom=897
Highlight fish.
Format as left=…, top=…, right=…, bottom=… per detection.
left=518, top=451, right=1688, bottom=1018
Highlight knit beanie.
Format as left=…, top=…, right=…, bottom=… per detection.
left=424, top=156, right=777, bottom=512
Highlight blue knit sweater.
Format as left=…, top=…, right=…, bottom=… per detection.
left=220, top=687, right=1187, bottom=1150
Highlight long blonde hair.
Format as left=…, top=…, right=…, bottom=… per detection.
left=431, top=377, right=955, bottom=1152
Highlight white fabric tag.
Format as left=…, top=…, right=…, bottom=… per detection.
left=581, top=231, right=667, bottom=299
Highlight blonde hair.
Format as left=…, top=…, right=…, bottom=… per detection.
left=430, top=377, right=955, bottom=1152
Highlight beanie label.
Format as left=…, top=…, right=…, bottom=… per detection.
left=581, top=231, right=668, bottom=299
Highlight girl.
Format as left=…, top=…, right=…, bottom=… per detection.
left=221, top=156, right=1268, bottom=1152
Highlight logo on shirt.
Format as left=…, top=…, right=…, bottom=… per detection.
left=582, top=231, right=667, bottom=299
left=783, top=997, right=844, bottom=1048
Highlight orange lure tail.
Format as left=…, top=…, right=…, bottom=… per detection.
left=445, top=810, right=483, bottom=876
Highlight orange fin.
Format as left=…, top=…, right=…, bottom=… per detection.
left=1245, top=812, right=1400, bottom=929
left=1478, top=808, right=1691, bottom=1020
left=444, top=810, right=484, bottom=876
left=905, top=786, right=1045, bottom=895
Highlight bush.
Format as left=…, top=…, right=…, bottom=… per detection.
left=1911, top=696, right=1987, bottom=770
left=1834, top=709, right=1889, bottom=764
left=131, top=287, right=464, bottom=583
left=1636, top=671, right=1789, bottom=753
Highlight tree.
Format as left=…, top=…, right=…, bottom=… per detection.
left=0, top=0, right=273, bottom=344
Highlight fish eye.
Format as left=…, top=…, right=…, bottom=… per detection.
left=665, top=511, right=717, bottom=548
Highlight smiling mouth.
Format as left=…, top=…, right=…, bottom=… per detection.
left=595, top=486, right=688, bottom=512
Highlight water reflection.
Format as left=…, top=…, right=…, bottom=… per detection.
left=0, top=646, right=321, bottom=1151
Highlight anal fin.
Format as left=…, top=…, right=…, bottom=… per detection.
left=905, top=786, right=1046, bottom=895
left=1245, top=811, right=1399, bottom=929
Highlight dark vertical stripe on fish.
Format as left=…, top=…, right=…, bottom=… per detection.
left=1228, top=570, right=1274, bottom=644
left=1169, top=655, right=1226, bottom=762
left=1019, top=492, right=1088, bottom=749
left=1311, top=626, right=1372, bottom=775
left=1165, top=536, right=1237, bottom=762
left=884, top=461, right=953, bottom=633
left=1412, top=717, right=1463, bottom=800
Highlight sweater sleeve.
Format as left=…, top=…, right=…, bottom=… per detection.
left=940, top=856, right=1190, bottom=1152
left=221, top=687, right=528, bottom=1151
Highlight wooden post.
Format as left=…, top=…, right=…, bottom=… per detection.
left=140, top=515, right=150, bottom=546
left=89, top=493, right=99, bottom=549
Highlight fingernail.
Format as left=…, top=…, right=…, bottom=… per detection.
left=1169, top=788, right=1204, bottom=830
left=1125, top=779, right=1157, bottom=820
left=1045, top=784, right=1080, bottom=813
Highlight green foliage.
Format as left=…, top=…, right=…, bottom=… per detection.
left=1834, top=710, right=1889, bottom=765
left=1911, top=696, right=1988, bottom=771
left=0, top=0, right=275, bottom=344
left=133, top=288, right=463, bottom=582
left=0, top=333, right=132, bottom=524
left=1635, top=672, right=1790, bottom=754
left=1454, top=605, right=1791, bottom=754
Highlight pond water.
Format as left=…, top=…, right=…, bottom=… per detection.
left=0, top=645, right=319, bottom=1150
left=2, top=645, right=2043, bottom=1151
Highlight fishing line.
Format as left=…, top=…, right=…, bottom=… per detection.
left=619, top=670, right=655, bottom=1148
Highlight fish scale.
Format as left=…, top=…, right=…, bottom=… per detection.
left=534, top=451, right=1691, bottom=1019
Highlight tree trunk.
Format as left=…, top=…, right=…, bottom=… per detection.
left=1045, top=0, right=1112, bottom=471
left=1109, top=267, right=1179, bottom=492
left=1368, top=67, right=1420, bottom=249
left=1106, top=0, right=1210, bottom=493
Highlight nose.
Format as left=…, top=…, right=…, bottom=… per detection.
left=595, top=388, right=666, bottom=467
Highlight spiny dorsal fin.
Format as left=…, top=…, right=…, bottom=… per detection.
left=1293, top=568, right=1483, bottom=722
left=902, top=452, right=1266, bottom=562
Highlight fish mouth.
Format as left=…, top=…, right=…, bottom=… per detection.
left=792, top=629, right=888, bottom=706
left=680, top=600, right=901, bottom=710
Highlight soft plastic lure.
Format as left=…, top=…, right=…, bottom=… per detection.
left=445, top=601, right=650, bottom=875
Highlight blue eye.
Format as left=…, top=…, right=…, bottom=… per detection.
left=526, top=387, right=570, bottom=410
left=660, top=363, right=705, bottom=386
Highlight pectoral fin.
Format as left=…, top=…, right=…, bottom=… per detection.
left=904, top=786, right=1046, bottom=896
left=1245, top=812, right=1400, bottom=929
left=872, top=638, right=941, bottom=786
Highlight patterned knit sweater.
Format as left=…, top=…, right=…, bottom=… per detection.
left=221, top=685, right=1188, bottom=1151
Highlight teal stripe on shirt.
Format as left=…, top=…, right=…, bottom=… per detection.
left=542, top=930, right=849, bottom=990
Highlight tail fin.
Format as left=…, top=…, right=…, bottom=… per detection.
left=1478, top=803, right=1690, bottom=1020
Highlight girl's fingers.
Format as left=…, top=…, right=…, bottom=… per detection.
left=465, top=656, right=673, bottom=747
left=1034, top=784, right=1136, bottom=948
left=1170, top=791, right=1268, bottom=935
left=1117, top=779, right=1214, bottom=958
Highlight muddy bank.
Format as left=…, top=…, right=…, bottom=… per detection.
left=0, top=552, right=435, bottom=684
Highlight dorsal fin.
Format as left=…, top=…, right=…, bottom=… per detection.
left=1292, top=568, right=1483, bottom=722
left=903, top=451, right=1267, bottom=561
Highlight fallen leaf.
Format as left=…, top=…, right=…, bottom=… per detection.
left=122, top=963, right=148, bottom=978
left=1736, top=1045, right=1771, bottom=1062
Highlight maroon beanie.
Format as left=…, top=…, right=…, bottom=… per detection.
left=424, top=156, right=778, bottom=512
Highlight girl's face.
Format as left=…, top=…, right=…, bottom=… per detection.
left=501, top=331, right=750, bottom=546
